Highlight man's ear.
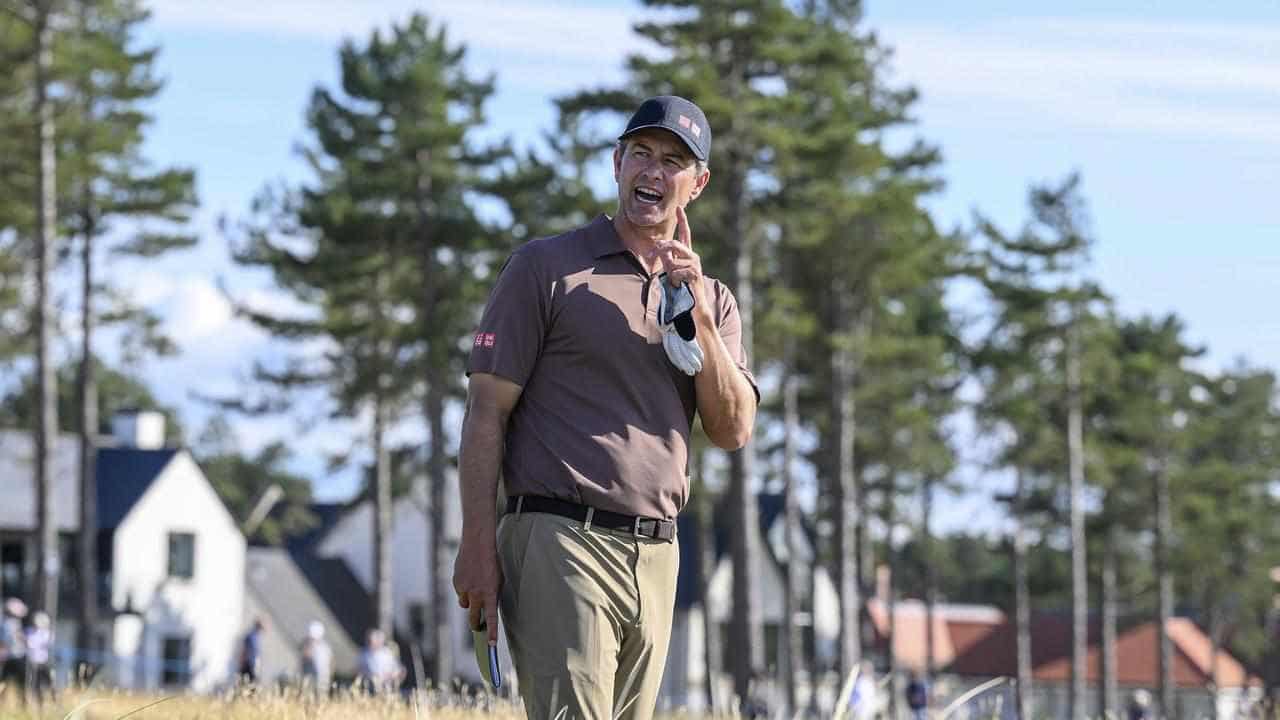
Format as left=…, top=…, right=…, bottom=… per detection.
left=687, top=167, right=711, bottom=202
left=612, top=144, right=623, bottom=183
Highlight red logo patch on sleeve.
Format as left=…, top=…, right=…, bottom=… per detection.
left=484, top=333, right=496, bottom=348
left=474, top=332, right=485, bottom=347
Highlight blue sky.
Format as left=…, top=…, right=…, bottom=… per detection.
left=96, top=1, right=1279, bottom=527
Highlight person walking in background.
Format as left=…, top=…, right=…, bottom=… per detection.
left=23, top=607, right=52, bottom=696
left=0, top=598, right=27, bottom=699
left=24, top=611, right=52, bottom=701
left=453, top=93, right=757, bottom=720
left=358, top=628, right=402, bottom=694
left=906, top=671, right=930, bottom=720
left=1127, top=689, right=1152, bottom=720
left=848, top=660, right=880, bottom=720
left=299, top=620, right=332, bottom=696
left=237, top=617, right=265, bottom=686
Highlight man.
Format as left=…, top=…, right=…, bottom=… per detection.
left=238, top=617, right=264, bottom=686
left=0, top=598, right=27, bottom=699
left=299, top=620, right=332, bottom=696
left=453, top=95, right=757, bottom=720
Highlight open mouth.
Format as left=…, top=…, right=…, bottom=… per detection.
left=635, top=187, right=664, bottom=205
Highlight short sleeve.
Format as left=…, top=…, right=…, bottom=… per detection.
left=711, top=280, right=761, bottom=403
left=467, top=248, right=548, bottom=386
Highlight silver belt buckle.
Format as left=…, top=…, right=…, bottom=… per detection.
left=633, top=516, right=646, bottom=538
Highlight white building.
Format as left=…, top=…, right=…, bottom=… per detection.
left=0, top=411, right=246, bottom=692
left=313, top=475, right=496, bottom=685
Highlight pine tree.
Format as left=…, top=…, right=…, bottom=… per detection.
left=230, top=12, right=501, bottom=683
left=971, top=174, right=1101, bottom=720
left=561, top=0, right=804, bottom=697
left=774, top=2, right=949, bottom=688
left=55, top=0, right=197, bottom=653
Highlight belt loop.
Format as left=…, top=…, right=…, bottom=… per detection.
left=634, top=516, right=644, bottom=538
left=583, top=506, right=594, bottom=532
left=515, top=496, right=525, bottom=515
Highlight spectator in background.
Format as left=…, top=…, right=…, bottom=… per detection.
left=0, top=598, right=27, bottom=698
left=299, top=620, right=332, bottom=696
left=906, top=671, right=929, bottom=720
left=1128, top=689, right=1152, bottom=720
left=358, top=628, right=402, bottom=694
left=24, top=611, right=52, bottom=701
left=848, top=660, right=880, bottom=720
left=238, top=617, right=265, bottom=686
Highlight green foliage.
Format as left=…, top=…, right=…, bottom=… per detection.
left=195, top=416, right=316, bottom=547
left=0, top=357, right=184, bottom=443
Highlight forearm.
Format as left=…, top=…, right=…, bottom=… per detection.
left=457, top=405, right=508, bottom=550
left=693, top=327, right=757, bottom=450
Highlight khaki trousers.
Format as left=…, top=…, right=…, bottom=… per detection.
left=497, top=509, right=679, bottom=720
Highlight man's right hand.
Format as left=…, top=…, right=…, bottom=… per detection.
left=453, top=542, right=503, bottom=646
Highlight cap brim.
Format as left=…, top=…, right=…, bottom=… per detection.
left=619, top=124, right=706, bottom=161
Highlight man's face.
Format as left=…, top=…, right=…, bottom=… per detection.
left=613, top=129, right=709, bottom=229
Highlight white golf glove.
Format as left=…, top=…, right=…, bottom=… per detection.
left=657, top=272, right=703, bottom=376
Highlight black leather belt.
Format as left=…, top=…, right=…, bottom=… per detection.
left=506, top=495, right=676, bottom=543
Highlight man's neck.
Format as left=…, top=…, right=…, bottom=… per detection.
left=612, top=213, right=674, bottom=274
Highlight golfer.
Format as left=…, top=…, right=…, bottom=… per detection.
left=453, top=95, right=758, bottom=720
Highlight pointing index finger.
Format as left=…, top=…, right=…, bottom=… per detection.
left=676, top=206, right=691, bottom=247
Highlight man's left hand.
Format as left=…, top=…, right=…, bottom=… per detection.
left=650, top=206, right=715, bottom=329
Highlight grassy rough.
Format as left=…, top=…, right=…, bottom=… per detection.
left=0, top=688, right=528, bottom=720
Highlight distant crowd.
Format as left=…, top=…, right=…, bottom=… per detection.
left=237, top=615, right=405, bottom=695
left=0, top=597, right=53, bottom=702
left=1, top=597, right=407, bottom=701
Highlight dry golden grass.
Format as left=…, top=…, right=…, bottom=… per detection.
left=0, top=687, right=528, bottom=720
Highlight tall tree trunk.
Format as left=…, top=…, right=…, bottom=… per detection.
left=923, top=477, right=936, bottom=682
left=885, top=490, right=898, bottom=720
left=1101, top=525, right=1118, bottom=720
left=1207, top=604, right=1221, bottom=720
left=832, top=283, right=861, bottom=680
left=75, top=4, right=99, bottom=650
left=413, top=171, right=453, bottom=686
left=373, top=396, right=393, bottom=636
left=77, top=207, right=99, bottom=659
left=695, top=447, right=723, bottom=712
left=1067, top=322, right=1088, bottom=720
left=33, top=2, right=60, bottom=623
left=782, top=352, right=802, bottom=716
left=1013, top=471, right=1033, bottom=720
left=724, top=140, right=763, bottom=703
left=1155, top=459, right=1175, bottom=720
left=427, top=381, right=452, bottom=687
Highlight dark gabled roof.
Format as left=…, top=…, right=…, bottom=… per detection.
left=286, top=503, right=348, bottom=553
left=290, top=551, right=376, bottom=654
left=245, top=501, right=351, bottom=552
left=96, top=447, right=180, bottom=529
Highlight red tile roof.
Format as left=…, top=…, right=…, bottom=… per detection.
left=944, top=612, right=1259, bottom=688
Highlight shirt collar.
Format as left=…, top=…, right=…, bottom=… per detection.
left=588, top=214, right=628, bottom=259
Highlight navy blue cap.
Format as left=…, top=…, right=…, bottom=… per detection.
left=618, top=95, right=711, bottom=162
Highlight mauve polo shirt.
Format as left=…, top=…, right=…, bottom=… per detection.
left=467, top=214, right=758, bottom=520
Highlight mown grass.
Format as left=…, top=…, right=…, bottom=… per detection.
left=0, top=687, right=528, bottom=720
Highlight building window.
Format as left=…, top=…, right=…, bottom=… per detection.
left=0, top=541, right=25, bottom=601
left=410, top=602, right=427, bottom=644
left=161, top=635, right=191, bottom=686
left=167, top=532, right=195, bottom=580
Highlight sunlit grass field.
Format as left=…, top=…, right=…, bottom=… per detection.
left=0, top=688, right=530, bottom=720
left=0, top=689, right=720, bottom=719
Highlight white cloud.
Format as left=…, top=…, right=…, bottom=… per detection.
left=878, top=19, right=1280, bottom=147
